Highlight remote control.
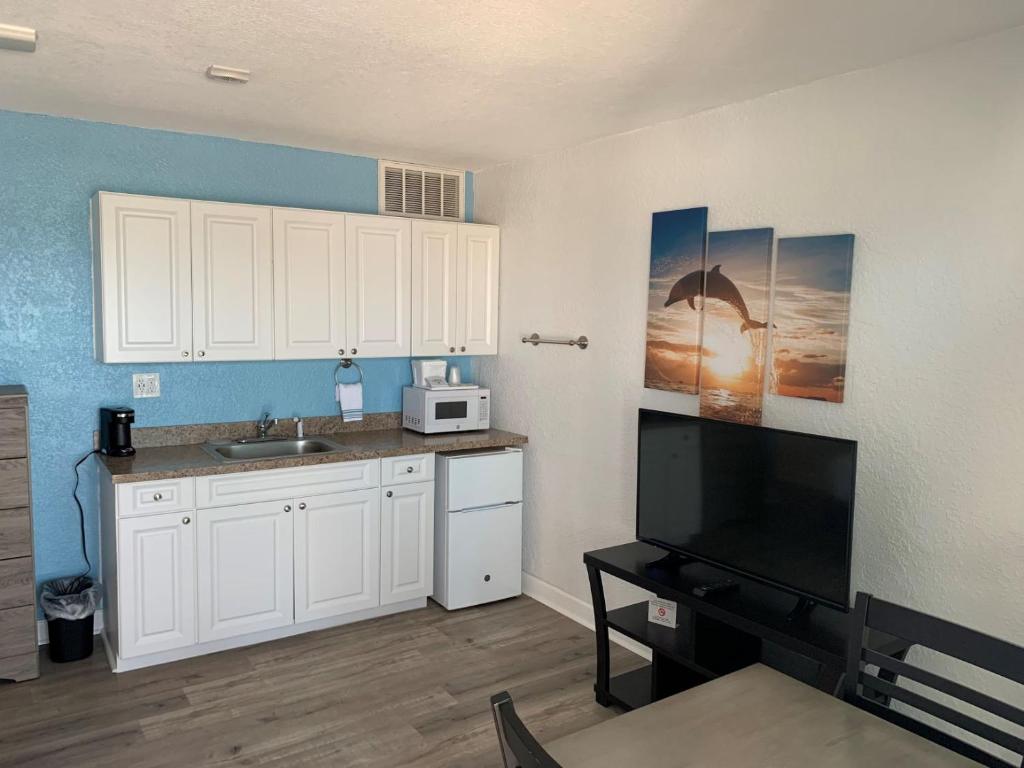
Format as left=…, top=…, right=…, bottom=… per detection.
left=692, top=579, right=739, bottom=598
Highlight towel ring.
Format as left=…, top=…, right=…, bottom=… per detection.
left=334, top=359, right=364, bottom=386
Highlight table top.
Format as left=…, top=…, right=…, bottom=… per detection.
left=545, top=664, right=977, bottom=767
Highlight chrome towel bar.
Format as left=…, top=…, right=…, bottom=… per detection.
left=521, top=333, right=589, bottom=350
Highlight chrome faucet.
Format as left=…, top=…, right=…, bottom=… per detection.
left=256, top=412, right=278, bottom=440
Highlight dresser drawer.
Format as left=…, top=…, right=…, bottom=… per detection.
left=0, top=605, right=36, bottom=658
left=0, top=460, right=28, bottom=511
left=0, top=557, right=33, bottom=610
left=381, top=453, right=435, bottom=487
left=0, top=507, right=31, bottom=559
left=0, top=408, right=26, bottom=460
left=195, top=459, right=380, bottom=508
left=117, top=478, right=196, bottom=517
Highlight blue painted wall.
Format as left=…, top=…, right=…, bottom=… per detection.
left=0, top=110, right=474, bottom=587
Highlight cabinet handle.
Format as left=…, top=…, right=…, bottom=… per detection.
left=351, top=348, right=358, bottom=355
left=460, top=346, right=466, bottom=352
left=449, top=347, right=455, bottom=353
left=338, top=348, right=345, bottom=356
left=386, top=491, right=393, bottom=498
left=283, top=505, right=291, bottom=513
left=182, top=351, right=190, bottom=358
left=198, top=350, right=206, bottom=358
left=182, top=516, right=191, bottom=525
left=153, top=492, right=163, bottom=501
left=406, top=466, right=414, bottom=473
left=298, top=502, right=307, bottom=510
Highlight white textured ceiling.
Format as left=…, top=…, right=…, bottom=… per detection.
left=0, top=1, right=1022, bottom=170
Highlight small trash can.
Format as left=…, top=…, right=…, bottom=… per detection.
left=40, top=576, right=101, bottom=663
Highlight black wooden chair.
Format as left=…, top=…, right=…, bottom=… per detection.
left=490, top=691, right=564, bottom=768
left=845, top=591, right=1024, bottom=768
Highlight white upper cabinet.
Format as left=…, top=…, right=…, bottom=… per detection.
left=457, top=224, right=500, bottom=356
left=190, top=201, right=274, bottom=361
left=92, top=193, right=194, bottom=363
left=272, top=208, right=348, bottom=360
left=411, top=221, right=459, bottom=356
left=344, top=214, right=412, bottom=358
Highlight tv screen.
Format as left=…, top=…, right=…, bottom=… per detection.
left=636, top=409, right=856, bottom=610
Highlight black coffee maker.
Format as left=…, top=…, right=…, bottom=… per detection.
left=99, top=407, right=135, bottom=456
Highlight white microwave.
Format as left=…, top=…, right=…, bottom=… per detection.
left=402, top=386, right=490, bottom=434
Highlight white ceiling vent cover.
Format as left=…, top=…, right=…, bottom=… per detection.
left=379, top=161, right=465, bottom=221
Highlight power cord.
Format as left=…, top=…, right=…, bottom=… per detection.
left=73, top=449, right=98, bottom=577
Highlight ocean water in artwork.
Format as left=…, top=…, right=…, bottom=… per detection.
left=698, top=228, right=774, bottom=424
left=644, top=207, right=709, bottom=394
left=771, top=235, right=855, bottom=403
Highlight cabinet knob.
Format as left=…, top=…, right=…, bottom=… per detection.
left=449, top=347, right=455, bottom=353
left=198, top=350, right=206, bottom=358
left=406, top=466, right=414, bottom=474
left=153, top=492, right=163, bottom=501
left=298, top=502, right=307, bottom=510
left=386, top=491, right=393, bottom=498
left=283, top=505, right=291, bottom=513
left=460, top=346, right=466, bottom=352
left=351, top=348, right=358, bottom=355
left=338, top=349, right=345, bottom=356
left=182, top=351, right=190, bottom=358
left=182, top=516, right=191, bottom=525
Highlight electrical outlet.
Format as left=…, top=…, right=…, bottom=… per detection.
left=132, top=373, right=160, bottom=398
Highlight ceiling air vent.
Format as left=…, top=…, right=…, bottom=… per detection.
left=379, top=161, right=465, bottom=221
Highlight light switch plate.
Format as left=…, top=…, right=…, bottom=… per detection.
left=132, top=373, right=160, bottom=398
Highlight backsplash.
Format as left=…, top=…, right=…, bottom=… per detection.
left=0, top=109, right=474, bottom=587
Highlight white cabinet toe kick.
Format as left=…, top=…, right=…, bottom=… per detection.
left=99, top=454, right=436, bottom=672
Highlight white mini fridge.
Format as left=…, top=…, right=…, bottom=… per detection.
left=433, top=447, right=523, bottom=610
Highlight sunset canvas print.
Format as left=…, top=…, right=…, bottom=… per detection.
left=771, top=234, right=855, bottom=403
left=644, top=207, right=709, bottom=394
left=698, top=228, right=774, bottom=425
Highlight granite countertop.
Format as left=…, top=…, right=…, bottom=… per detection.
left=98, top=427, right=528, bottom=484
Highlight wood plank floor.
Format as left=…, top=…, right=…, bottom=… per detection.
left=0, top=597, right=642, bottom=767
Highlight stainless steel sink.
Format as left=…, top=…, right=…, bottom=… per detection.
left=202, top=438, right=342, bottom=463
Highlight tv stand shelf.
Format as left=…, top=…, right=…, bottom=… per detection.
left=586, top=541, right=909, bottom=711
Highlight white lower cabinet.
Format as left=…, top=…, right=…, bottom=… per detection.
left=380, top=480, right=434, bottom=605
left=118, top=512, right=196, bottom=658
left=196, top=500, right=294, bottom=642
left=295, top=489, right=380, bottom=622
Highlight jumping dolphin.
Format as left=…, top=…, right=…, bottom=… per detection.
left=664, top=265, right=769, bottom=333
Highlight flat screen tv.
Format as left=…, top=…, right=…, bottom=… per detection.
left=636, top=409, right=856, bottom=611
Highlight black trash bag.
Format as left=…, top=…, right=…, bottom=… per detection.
left=40, top=576, right=101, bottom=663
left=40, top=576, right=100, bottom=620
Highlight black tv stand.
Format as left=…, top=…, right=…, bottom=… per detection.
left=785, top=596, right=818, bottom=623
left=585, top=542, right=910, bottom=712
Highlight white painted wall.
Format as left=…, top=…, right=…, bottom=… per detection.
left=475, top=26, right=1024, bottom=648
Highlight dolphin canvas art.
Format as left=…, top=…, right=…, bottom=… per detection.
left=644, top=207, right=709, bottom=394
left=771, top=235, right=855, bottom=403
left=697, top=229, right=775, bottom=425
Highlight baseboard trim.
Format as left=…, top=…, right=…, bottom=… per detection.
left=37, top=610, right=105, bottom=645
left=522, top=572, right=651, bottom=661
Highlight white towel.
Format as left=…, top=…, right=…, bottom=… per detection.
left=336, top=382, right=363, bottom=422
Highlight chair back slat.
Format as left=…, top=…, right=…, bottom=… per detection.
left=845, top=592, right=1024, bottom=768
left=866, top=597, right=1024, bottom=686
left=490, top=691, right=563, bottom=768
left=863, top=648, right=1024, bottom=728
left=861, top=676, right=1024, bottom=757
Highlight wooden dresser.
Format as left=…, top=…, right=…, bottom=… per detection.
left=0, top=386, right=38, bottom=682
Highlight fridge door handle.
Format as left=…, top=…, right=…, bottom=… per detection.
left=452, top=501, right=522, bottom=514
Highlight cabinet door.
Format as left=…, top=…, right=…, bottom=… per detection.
left=380, top=481, right=434, bottom=605
left=118, top=512, right=196, bottom=658
left=93, top=193, right=193, bottom=362
left=344, top=214, right=411, bottom=358
left=197, top=500, right=293, bottom=642
left=191, top=201, right=274, bottom=361
left=456, top=224, right=500, bottom=355
left=272, top=208, right=348, bottom=360
left=411, top=220, right=458, bottom=356
left=294, top=489, right=380, bottom=622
